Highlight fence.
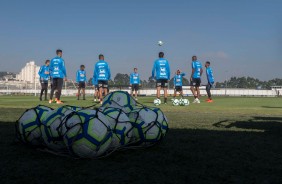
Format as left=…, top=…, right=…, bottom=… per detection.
left=0, top=87, right=278, bottom=97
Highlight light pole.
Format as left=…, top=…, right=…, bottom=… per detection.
left=225, top=70, right=228, bottom=96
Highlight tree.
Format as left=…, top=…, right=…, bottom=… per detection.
left=114, top=73, right=130, bottom=86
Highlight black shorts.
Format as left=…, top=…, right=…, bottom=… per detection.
left=175, top=86, right=182, bottom=92
left=156, top=79, right=168, bottom=88
left=132, top=84, right=139, bottom=91
left=94, top=85, right=99, bottom=90
left=98, top=80, right=108, bottom=88
left=40, top=82, right=48, bottom=90
left=78, top=82, right=86, bottom=89
left=190, top=78, right=201, bottom=87
left=52, top=78, right=63, bottom=91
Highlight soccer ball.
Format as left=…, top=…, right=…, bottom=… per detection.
left=128, top=107, right=168, bottom=146
left=172, top=99, right=179, bottom=106
left=153, top=98, right=161, bottom=106
left=63, top=109, right=112, bottom=158
left=158, top=40, right=163, bottom=46
left=41, top=106, right=79, bottom=151
left=183, top=99, right=190, bottom=106
left=16, top=105, right=53, bottom=146
left=102, top=91, right=136, bottom=114
left=179, top=98, right=185, bottom=106
left=100, top=107, right=133, bottom=149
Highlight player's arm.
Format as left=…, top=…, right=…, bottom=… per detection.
left=61, top=59, right=67, bottom=80
left=38, top=66, right=43, bottom=77
left=200, top=68, right=203, bottom=76
left=167, top=61, right=171, bottom=80
left=129, top=73, right=133, bottom=85
left=151, top=61, right=156, bottom=79
left=76, top=71, right=79, bottom=83
left=173, top=76, right=176, bottom=87
left=181, top=72, right=186, bottom=77
left=84, top=71, right=87, bottom=84
left=190, top=63, right=195, bottom=81
left=108, top=64, right=111, bottom=80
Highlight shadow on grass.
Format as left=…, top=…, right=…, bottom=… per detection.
left=213, top=116, right=282, bottom=134
left=261, top=106, right=282, bottom=109
left=0, top=121, right=282, bottom=184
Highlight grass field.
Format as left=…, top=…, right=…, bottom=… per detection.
left=0, top=95, right=282, bottom=184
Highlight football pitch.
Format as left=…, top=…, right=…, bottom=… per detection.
left=0, top=96, right=282, bottom=183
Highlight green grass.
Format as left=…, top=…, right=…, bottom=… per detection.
left=0, top=95, right=282, bottom=184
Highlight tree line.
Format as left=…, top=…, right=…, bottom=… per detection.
left=88, top=73, right=282, bottom=89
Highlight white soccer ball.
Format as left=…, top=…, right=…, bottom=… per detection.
left=172, top=99, right=179, bottom=106
left=63, top=109, right=112, bottom=158
left=183, top=99, right=190, bottom=106
left=16, top=105, right=53, bottom=146
left=128, top=107, right=168, bottom=146
left=41, top=106, right=78, bottom=151
left=102, top=91, right=136, bottom=114
left=100, top=107, right=133, bottom=149
left=158, top=40, right=163, bottom=46
left=154, top=98, right=161, bottom=106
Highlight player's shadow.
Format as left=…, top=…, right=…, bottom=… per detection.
left=213, top=116, right=282, bottom=134
left=261, top=106, right=282, bottom=109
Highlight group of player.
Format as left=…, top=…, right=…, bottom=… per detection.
left=38, top=49, right=214, bottom=104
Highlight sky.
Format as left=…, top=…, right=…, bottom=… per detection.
left=0, top=0, right=281, bottom=82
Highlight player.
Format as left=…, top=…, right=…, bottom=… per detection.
left=190, top=55, right=203, bottom=104
left=152, top=52, right=170, bottom=104
left=38, top=60, right=50, bottom=101
left=93, top=54, right=111, bottom=104
left=205, top=61, right=215, bottom=102
left=49, top=49, right=67, bottom=104
left=76, top=65, right=87, bottom=100
left=173, top=69, right=185, bottom=98
left=92, top=77, right=99, bottom=102
left=130, top=68, right=141, bottom=100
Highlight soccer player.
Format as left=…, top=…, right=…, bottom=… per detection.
left=173, top=69, right=185, bottom=98
left=93, top=54, right=111, bottom=104
left=190, top=55, right=203, bottom=104
left=152, top=52, right=170, bottom=104
left=130, top=68, right=141, bottom=100
left=92, top=77, right=99, bottom=102
left=49, top=49, right=67, bottom=104
left=76, top=65, right=87, bottom=100
left=205, top=61, right=215, bottom=102
left=38, top=60, right=50, bottom=101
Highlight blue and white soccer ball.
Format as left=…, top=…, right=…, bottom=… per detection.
left=100, top=107, right=133, bottom=149
left=16, top=105, right=53, bottom=146
left=102, top=91, right=136, bottom=114
left=153, top=98, right=161, bottom=106
left=128, top=107, right=168, bottom=146
left=41, top=106, right=80, bottom=151
left=172, top=99, right=179, bottom=106
left=63, top=109, right=112, bottom=158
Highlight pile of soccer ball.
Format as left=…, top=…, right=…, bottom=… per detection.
left=15, top=91, right=168, bottom=158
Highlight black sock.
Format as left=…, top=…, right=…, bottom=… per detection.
left=164, top=98, right=167, bottom=103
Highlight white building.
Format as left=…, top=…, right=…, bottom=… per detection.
left=16, top=61, right=40, bottom=83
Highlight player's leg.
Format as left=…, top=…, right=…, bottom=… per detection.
left=39, top=81, right=44, bottom=101
left=156, top=80, right=161, bottom=99
left=104, top=81, right=108, bottom=96
left=43, top=82, right=48, bottom=101
left=196, top=78, right=201, bottom=99
left=56, top=78, right=64, bottom=104
left=98, top=81, right=103, bottom=104
left=206, top=83, right=213, bottom=102
left=82, top=83, right=86, bottom=100
left=77, top=87, right=81, bottom=100
left=163, top=80, right=168, bottom=104
left=49, top=78, right=57, bottom=103
left=173, top=88, right=176, bottom=98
